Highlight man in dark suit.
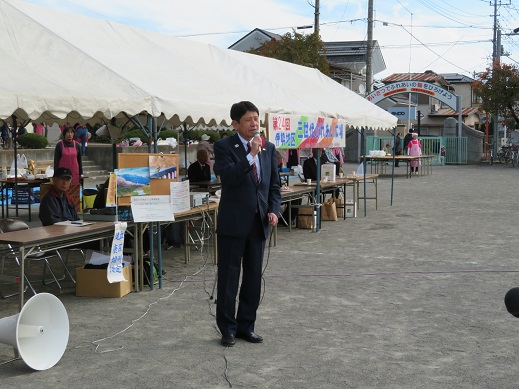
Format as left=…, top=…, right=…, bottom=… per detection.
left=187, top=149, right=211, bottom=183
left=303, top=148, right=326, bottom=181
left=213, top=101, right=281, bottom=347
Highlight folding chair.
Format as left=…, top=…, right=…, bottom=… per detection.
left=0, top=218, right=70, bottom=297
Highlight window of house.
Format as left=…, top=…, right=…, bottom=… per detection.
left=417, top=93, right=430, bottom=105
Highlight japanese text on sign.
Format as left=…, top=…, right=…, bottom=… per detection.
left=107, top=222, right=128, bottom=283
left=365, top=80, right=457, bottom=110
left=267, top=114, right=346, bottom=149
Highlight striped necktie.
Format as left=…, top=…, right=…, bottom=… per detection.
left=247, top=142, right=259, bottom=185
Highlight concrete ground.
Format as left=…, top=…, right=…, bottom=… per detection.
left=1, top=162, right=519, bottom=388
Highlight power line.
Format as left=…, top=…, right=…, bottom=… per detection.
left=380, top=39, right=491, bottom=49
left=177, top=17, right=494, bottom=39
left=413, top=0, right=491, bottom=28
left=396, top=23, right=472, bottom=73
left=434, top=0, right=489, bottom=18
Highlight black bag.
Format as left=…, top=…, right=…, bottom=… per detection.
left=164, top=222, right=184, bottom=248
left=11, top=187, right=34, bottom=205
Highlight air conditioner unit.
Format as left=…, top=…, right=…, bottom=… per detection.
left=431, top=104, right=440, bottom=112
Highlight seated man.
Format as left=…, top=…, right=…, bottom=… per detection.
left=188, top=149, right=211, bottom=183
left=39, top=167, right=79, bottom=226
left=303, top=148, right=327, bottom=181
left=303, top=148, right=339, bottom=197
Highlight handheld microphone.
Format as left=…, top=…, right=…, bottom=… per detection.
left=252, top=130, right=264, bottom=153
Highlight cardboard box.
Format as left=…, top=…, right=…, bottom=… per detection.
left=76, top=265, right=132, bottom=298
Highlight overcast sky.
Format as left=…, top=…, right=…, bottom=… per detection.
left=22, top=0, right=519, bottom=80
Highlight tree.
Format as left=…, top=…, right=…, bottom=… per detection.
left=248, top=31, right=330, bottom=76
left=472, top=62, right=519, bottom=124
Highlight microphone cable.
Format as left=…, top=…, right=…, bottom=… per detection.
left=259, top=222, right=275, bottom=306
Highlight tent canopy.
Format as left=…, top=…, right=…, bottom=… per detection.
left=0, top=0, right=396, bottom=130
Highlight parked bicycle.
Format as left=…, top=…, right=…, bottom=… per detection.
left=511, top=144, right=519, bottom=167
left=497, top=144, right=513, bottom=164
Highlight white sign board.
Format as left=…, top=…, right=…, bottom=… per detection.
left=267, top=114, right=346, bottom=149
left=130, top=195, right=174, bottom=222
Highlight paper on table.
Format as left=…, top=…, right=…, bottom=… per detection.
left=170, top=180, right=190, bottom=213
left=85, top=249, right=131, bottom=267
left=54, top=220, right=95, bottom=226
left=130, top=195, right=174, bottom=222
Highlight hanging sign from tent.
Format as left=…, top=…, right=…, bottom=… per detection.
left=267, top=114, right=346, bottom=149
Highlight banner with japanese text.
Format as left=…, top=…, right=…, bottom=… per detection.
left=267, top=114, right=346, bottom=149
left=107, top=222, right=128, bottom=283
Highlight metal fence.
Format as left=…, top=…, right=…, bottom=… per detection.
left=365, top=136, right=467, bottom=165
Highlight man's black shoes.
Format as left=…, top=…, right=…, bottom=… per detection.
left=236, top=332, right=263, bottom=343
left=221, top=334, right=235, bottom=347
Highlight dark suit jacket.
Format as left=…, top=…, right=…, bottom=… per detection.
left=303, top=157, right=318, bottom=181
left=187, top=161, right=211, bottom=183
left=214, top=134, right=281, bottom=240
left=403, top=133, right=413, bottom=150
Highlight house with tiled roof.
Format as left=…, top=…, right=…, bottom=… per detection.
left=441, top=73, right=482, bottom=110
left=228, top=28, right=282, bottom=52
left=380, top=70, right=481, bottom=135
left=323, top=40, right=385, bottom=93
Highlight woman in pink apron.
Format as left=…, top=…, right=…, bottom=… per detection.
left=54, top=125, right=82, bottom=185
left=407, top=132, right=422, bottom=174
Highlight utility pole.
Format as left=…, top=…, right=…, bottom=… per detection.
left=490, top=1, right=512, bottom=156
left=314, top=0, right=320, bottom=35
left=491, top=0, right=499, bottom=157
left=365, top=0, right=374, bottom=94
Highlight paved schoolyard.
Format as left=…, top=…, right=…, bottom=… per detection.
left=1, top=163, right=519, bottom=388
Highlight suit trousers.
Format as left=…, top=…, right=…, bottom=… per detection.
left=216, top=212, right=266, bottom=336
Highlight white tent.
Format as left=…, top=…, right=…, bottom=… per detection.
left=0, top=0, right=396, bottom=130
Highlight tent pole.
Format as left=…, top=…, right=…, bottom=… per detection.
left=183, top=123, right=188, bottom=179
left=150, top=116, right=162, bottom=288
left=146, top=115, right=152, bottom=154
left=152, top=116, right=158, bottom=154
left=11, top=115, right=19, bottom=217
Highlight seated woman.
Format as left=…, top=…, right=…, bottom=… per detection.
left=39, top=167, right=79, bottom=226
left=188, top=150, right=211, bottom=183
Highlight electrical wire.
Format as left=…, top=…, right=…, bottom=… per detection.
left=263, top=268, right=519, bottom=279
left=414, top=0, right=490, bottom=28
left=0, top=357, right=20, bottom=367
left=89, top=209, right=214, bottom=354
left=389, top=21, right=473, bottom=73
left=420, top=35, right=465, bottom=71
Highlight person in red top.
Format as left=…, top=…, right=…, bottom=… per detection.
left=54, top=125, right=82, bottom=185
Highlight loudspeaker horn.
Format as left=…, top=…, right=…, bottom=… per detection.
left=0, top=293, right=69, bottom=370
